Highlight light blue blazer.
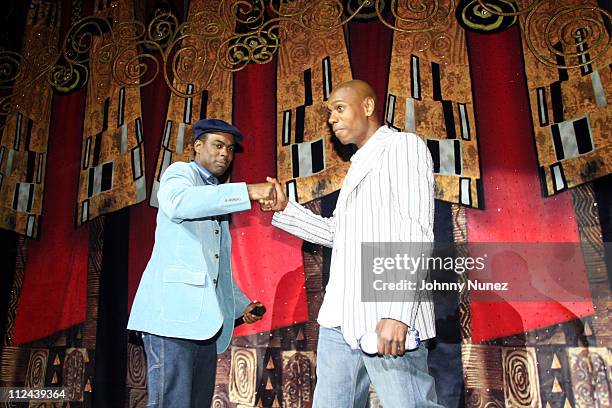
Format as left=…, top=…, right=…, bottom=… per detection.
left=128, top=161, right=252, bottom=352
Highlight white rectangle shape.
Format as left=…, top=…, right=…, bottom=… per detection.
left=404, top=98, right=416, bottom=133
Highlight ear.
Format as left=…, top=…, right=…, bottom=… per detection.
left=363, top=96, right=375, bottom=117
left=193, top=139, right=203, bottom=155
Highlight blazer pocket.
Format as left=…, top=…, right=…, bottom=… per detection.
left=161, top=267, right=207, bottom=323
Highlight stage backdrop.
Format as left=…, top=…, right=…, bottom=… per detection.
left=0, top=1, right=610, bottom=408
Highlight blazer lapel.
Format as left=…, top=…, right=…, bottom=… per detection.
left=337, top=137, right=386, bottom=208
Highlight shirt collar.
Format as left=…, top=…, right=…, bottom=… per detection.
left=193, top=161, right=219, bottom=185
left=350, top=125, right=389, bottom=163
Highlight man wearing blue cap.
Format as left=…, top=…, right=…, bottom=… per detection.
left=128, top=119, right=273, bottom=407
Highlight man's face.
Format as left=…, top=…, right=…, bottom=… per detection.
left=194, top=132, right=235, bottom=176
left=327, top=87, right=369, bottom=147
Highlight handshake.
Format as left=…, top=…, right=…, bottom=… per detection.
left=246, top=177, right=288, bottom=212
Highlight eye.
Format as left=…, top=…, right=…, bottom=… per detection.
left=215, top=143, right=223, bottom=149
left=336, top=105, right=344, bottom=112
left=227, top=146, right=235, bottom=153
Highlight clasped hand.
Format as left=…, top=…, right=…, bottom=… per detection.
left=247, top=177, right=288, bottom=212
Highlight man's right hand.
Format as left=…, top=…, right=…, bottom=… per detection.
left=247, top=182, right=275, bottom=201
left=261, top=177, right=288, bottom=212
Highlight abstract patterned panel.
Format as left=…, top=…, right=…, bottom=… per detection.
left=76, top=0, right=147, bottom=225
left=281, top=350, right=315, bottom=408
left=567, top=347, right=611, bottom=408
left=229, top=347, right=257, bottom=406
left=258, top=348, right=282, bottom=407
left=150, top=0, right=234, bottom=207
left=24, top=349, right=48, bottom=388
left=536, top=346, right=575, bottom=408
left=386, top=0, right=482, bottom=208
left=126, top=341, right=146, bottom=389
left=276, top=2, right=353, bottom=204
left=0, top=1, right=61, bottom=238
left=462, top=344, right=504, bottom=391
left=63, top=348, right=87, bottom=402
left=502, top=347, right=542, bottom=408
left=519, top=0, right=612, bottom=196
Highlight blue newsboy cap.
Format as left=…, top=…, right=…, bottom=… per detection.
left=193, top=119, right=244, bottom=142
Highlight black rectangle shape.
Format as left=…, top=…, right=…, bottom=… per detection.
left=117, top=88, right=125, bottom=127
left=200, top=90, right=208, bottom=119
left=26, top=151, right=36, bottom=183
left=24, top=118, right=33, bottom=151
left=431, top=62, right=442, bottom=101
left=26, top=183, right=34, bottom=212
left=14, top=113, right=22, bottom=150
left=101, top=162, right=113, bottom=192
left=426, top=139, right=440, bottom=173
left=551, top=124, right=565, bottom=160
left=295, top=106, right=305, bottom=144
left=311, top=139, right=324, bottom=174
left=92, top=132, right=102, bottom=167
left=304, top=68, right=313, bottom=106
left=291, top=144, right=300, bottom=179
left=553, top=42, right=568, bottom=82
left=88, top=168, right=95, bottom=197
left=442, top=101, right=456, bottom=139
left=573, top=117, right=593, bottom=154
left=11, top=182, right=19, bottom=210
left=550, top=82, right=564, bottom=123
left=454, top=140, right=462, bottom=175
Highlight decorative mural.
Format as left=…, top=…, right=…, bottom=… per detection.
left=518, top=0, right=612, bottom=196
left=76, top=0, right=147, bottom=225
left=387, top=0, right=483, bottom=208
left=0, top=0, right=62, bottom=238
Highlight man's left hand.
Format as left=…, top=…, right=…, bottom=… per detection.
left=376, top=318, right=408, bottom=356
left=243, top=301, right=265, bottom=324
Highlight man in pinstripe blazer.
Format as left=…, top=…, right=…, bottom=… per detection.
left=264, top=80, right=441, bottom=407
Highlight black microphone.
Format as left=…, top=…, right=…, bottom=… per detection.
left=250, top=305, right=266, bottom=317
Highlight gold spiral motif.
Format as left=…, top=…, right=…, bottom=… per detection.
left=524, top=3, right=610, bottom=69
left=127, top=343, right=146, bottom=387
left=231, top=349, right=256, bottom=400
left=1, top=0, right=604, bottom=105
left=503, top=349, right=536, bottom=406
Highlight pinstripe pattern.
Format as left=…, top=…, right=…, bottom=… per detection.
left=273, top=126, right=436, bottom=348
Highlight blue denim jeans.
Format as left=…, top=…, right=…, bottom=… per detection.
left=313, top=327, right=442, bottom=408
left=142, top=333, right=217, bottom=408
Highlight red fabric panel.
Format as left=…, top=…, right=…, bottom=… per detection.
left=348, top=21, right=393, bottom=123
left=13, top=88, right=89, bottom=344
left=127, top=59, right=169, bottom=312
left=465, top=27, right=594, bottom=342
left=231, top=60, right=308, bottom=336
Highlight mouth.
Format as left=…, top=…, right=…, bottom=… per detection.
left=216, top=161, right=229, bottom=168
left=333, top=127, right=345, bottom=135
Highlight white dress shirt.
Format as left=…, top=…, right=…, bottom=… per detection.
left=272, top=126, right=436, bottom=348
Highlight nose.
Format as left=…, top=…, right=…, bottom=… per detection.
left=328, top=111, right=338, bottom=125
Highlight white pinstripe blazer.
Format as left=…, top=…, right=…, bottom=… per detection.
left=272, top=126, right=436, bottom=348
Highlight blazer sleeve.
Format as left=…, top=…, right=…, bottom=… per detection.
left=380, top=133, right=435, bottom=324
left=158, top=163, right=251, bottom=222
left=271, top=200, right=336, bottom=248
left=231, top=278, right=251, bottom=319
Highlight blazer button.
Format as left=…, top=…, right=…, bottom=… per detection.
left=214, top=230, right=219, bottom=235
left=214, top=254, right=219, bottom=259
left=213, top=278, right=218, bottom=285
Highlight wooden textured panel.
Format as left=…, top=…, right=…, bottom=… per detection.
left=502, top=347, right=541, bottom=408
